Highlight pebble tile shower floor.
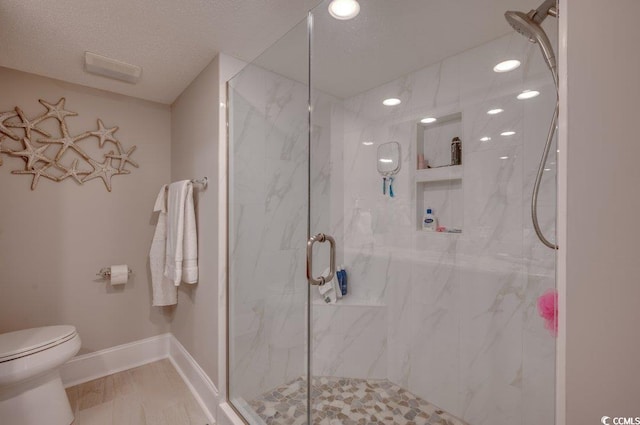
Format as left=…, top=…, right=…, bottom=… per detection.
left=249, top=377, right=467, bottom=425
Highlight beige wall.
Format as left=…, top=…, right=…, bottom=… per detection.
left=0, top=67, right=172, bottom=353
left=170, top=56, right=221, bottom=384
left=169, top=53, right=245, bottom=390
left=562, top=0, right=640, bottom=420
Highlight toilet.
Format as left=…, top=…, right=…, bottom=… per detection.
left=0, top=326, right=81, bottom=425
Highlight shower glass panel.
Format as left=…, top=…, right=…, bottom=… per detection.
left=227, top=17, right=310, bottom=422
left=307, top=1, right=557, bottom=424
left=227, top=1, right=557, bottom=424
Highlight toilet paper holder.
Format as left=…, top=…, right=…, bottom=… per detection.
left=97, top=266, right=133, bottom=279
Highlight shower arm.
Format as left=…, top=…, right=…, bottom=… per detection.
left=533, top=0, right=558, bottom=23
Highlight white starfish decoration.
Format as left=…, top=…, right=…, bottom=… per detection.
left=38, top=121, right=91, bottom=161
left=9, top=137, right=52, bottom=169
left=38, top=98, right=77, bottom=122
left=0, top=110, right=20, bottom=140
left=56, top=159, right=90, bottom=184
left=12, top=163, right=58, bottom=190
left=82, top=157, right=129, bottom=192
left=2, top=98, right=139, bottom=191
left=8, top=107, right=51, bottom=139
left=89, top=119, right=119, bottom=148
left=106, top=141, right=138, bottom=171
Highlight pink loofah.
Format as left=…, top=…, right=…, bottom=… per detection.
left=537, top=290, right=558, bottom=336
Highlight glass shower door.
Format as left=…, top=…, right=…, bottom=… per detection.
left=227, top=16, right=312, bottom=424
left=228, top=2, right=558, bottom=424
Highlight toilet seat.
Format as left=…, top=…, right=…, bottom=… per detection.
left=0, top=326, right=77, bottom=363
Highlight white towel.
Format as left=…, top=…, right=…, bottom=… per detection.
left=317, top=267, right=341, bottom=304
left=164, top=180, right=198, bottom=285
left=182, top=183, right=198, bottom=283
left=149, top=185, right=177, bottom=306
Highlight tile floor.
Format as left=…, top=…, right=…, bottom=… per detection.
left=65, top=359, right=209, bottom=425
left=248, top=377, right=467, bottom=425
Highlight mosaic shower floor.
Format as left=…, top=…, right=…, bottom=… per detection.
left=248, top=377, right=467, bottom=425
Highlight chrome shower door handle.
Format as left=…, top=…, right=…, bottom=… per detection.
left=306, top=233, right=336, bottom=286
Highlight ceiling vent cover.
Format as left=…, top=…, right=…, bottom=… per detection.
left=84, top=52, right=142, bottom=84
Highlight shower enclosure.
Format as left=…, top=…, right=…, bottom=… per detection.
left=227, top=1, right=557, bottom=424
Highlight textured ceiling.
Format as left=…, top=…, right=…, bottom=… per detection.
left=0, top=0, right=320, bottom=104
left=0, top=0, right=540, bottom=103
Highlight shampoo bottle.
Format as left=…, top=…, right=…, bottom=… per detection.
left=422, top=208, right=438, bottom=231
left=451, top=137, right=462, bottom=165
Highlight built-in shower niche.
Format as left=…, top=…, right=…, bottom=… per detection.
left=415, top=112, right=464, bottom=232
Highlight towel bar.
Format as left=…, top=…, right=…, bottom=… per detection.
left=190, top=177, right=208, bottom=188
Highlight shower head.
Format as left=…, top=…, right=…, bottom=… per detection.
left=505, top=1, right=558, bottom=85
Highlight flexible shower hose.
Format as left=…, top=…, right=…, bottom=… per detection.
left=531, top=96, right=558, bottom=250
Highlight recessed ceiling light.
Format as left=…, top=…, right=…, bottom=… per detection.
left=420, top=117, right=437, bottom=124
left=494, top=59, right=521, bottom=73
left=544, top=168, right=551, bottom=171
left=383, top=98, right=401, bottom=106
left=328, top=0, right=360, bottom=20
left=379, top=158, right=393, bottom=163
left=517, top=89, right=540, bottom=100
left=480, top=136, right=492, bottom=142
left=500, top=156, right=509, bottom=160
left=501, top=131, right=516, bottom=136
left=362, top=141, right=374, bottom=146
left=487, top=108, right=504, bottom=115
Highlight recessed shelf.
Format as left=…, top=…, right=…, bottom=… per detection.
left=415, top=165, right=463, bottom=183
left=415, top=111, right=464, bottom=232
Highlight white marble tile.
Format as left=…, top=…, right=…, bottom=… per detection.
left=312, top=305, right=387, bottom=379
left=229, top=92, right=267, bottom=206
left=462, top=92, right=525, bottom=154
left=457, top=33, right=527, bottom=103
left=460, top=145, right=524, bottom=258
left=435, top=54, right=462, bottom=109
left=457, top=266, right=526, bottom=425
left=408, top=255, right=460, bottom=416
left=386, top=259, right=413, bottom=388
left=522, top=275, right=556, bottom=425
left=405, top=63, right=443, bottom=112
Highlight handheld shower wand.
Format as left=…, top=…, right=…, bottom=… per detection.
left=505, top=1, right=559, bottom=250
left=505, top=2, right=558, bottom=86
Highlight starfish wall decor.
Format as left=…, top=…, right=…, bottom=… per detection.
left=0, top=98, right=138, bottom=191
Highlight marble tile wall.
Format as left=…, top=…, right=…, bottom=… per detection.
left=321, top=29, right=558, bottom=425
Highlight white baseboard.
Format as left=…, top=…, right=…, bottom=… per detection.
left=60, top=333, right=170, bottom=388
left=59, top=333, right=219, bottom=423
left=168, top=335, right=219, bottom=423
left=218, top=402, right=250, bottom=425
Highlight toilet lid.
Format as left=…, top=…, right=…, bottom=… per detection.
left=0, top=325, right=77, bottom=362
